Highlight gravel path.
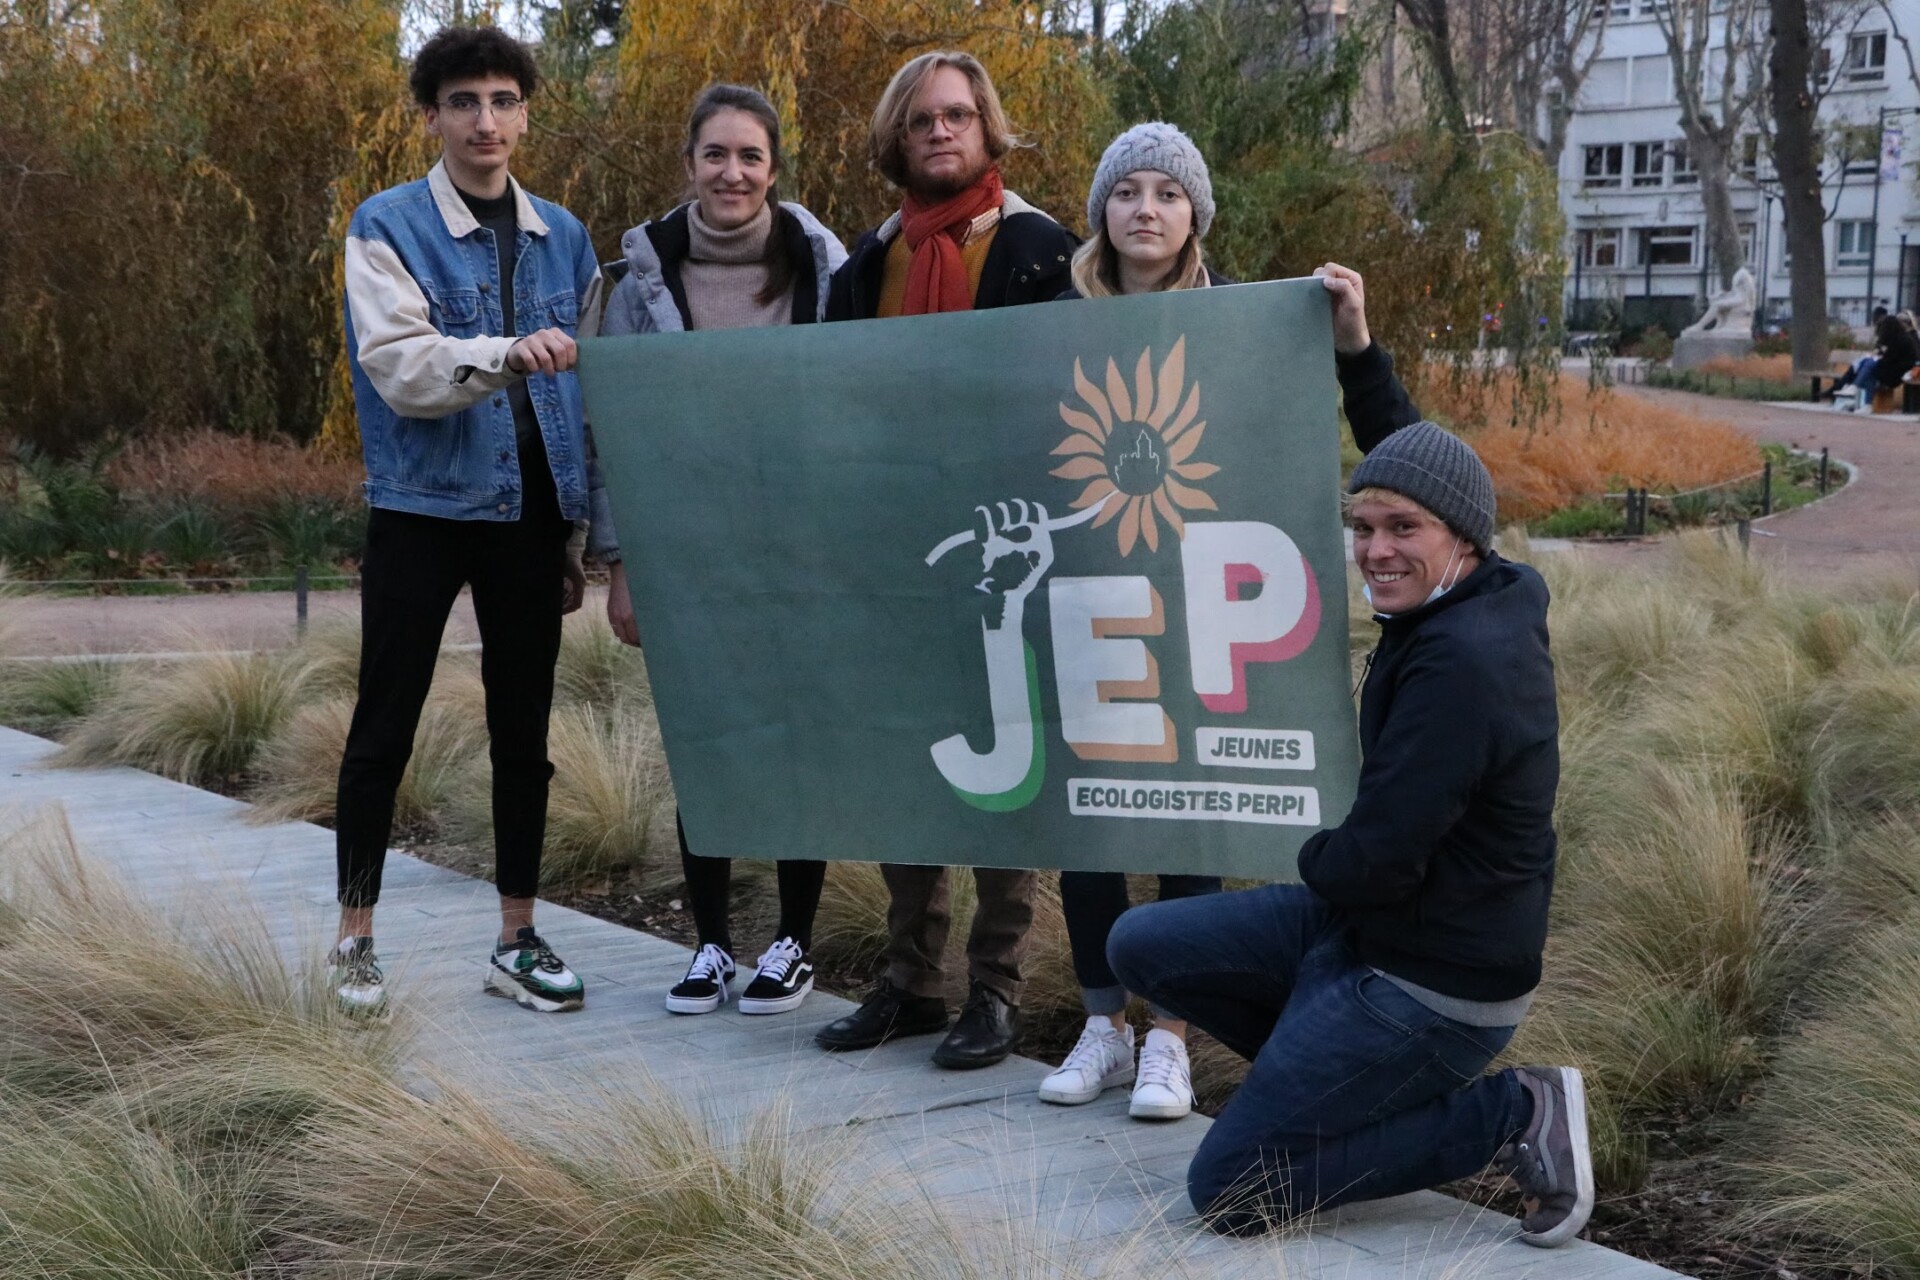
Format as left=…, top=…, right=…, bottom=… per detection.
left=1584, top=385, right=1920, bottom=582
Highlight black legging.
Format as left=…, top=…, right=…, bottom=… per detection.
left=677, top=813, right=826, bottom=955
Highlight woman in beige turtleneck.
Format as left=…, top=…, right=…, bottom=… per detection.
left=596, top=84, right=847, bottom=1021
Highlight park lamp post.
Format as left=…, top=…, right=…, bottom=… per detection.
left=1866, top=104, right=1920, bottom=314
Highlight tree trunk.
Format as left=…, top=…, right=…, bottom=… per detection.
left=1691, top=136, right=1745, bottom=291
left=1770, top=0, right=1830, bottom=370
left=1396, top=0, right=1473, bottom=139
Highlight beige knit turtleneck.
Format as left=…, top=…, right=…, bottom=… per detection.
left=681, top=201, right=795, bottom=331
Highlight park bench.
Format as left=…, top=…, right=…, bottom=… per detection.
left=1803, top=366, right=1848, bottom=402
left=1874, top=366, right=1920, bottom=414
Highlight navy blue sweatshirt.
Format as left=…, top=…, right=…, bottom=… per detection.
left=1297, top=553, right=1558, bottom=1001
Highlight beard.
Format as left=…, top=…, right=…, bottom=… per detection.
left=907, top=151, right=993, bottom=201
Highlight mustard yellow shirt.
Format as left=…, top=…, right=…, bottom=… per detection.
left=876, top=211, right=1002, bottom=318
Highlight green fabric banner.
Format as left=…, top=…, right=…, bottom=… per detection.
left=579, top=278, right=1357, bottom=880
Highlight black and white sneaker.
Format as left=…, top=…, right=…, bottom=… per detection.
left=738, top=936, right=815, bottom=1015
left=484, top=927, right=586, bottom=1012
left=666, top=943, right=736, bottom=1014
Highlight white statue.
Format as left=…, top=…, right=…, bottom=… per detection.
left=1683, top=266, right=1757, bottom=336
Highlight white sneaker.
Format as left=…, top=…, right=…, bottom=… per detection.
left=1038, top=1015, right=1135, bottom=1105
left=665, top=943, right=735, bottom=1014
left=1129, top=1028, right=1194, bottom=1120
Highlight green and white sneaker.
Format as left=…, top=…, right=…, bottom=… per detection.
left=485, top=927, right=585, bottom=1012
left=330, top=936, right=389, bottom=1016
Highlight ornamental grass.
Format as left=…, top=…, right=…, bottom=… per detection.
left=1416, top=371, right=1762, bottom=520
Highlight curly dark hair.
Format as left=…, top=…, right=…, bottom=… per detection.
left=409, top=26, right=539, bottom=108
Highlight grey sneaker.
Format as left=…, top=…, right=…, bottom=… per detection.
left=1495, top=1066, right=1595, bottom=1248
left=329, top=936, right=388, bottom=1016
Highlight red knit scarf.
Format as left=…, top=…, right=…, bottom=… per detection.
left=898, top=167, right=1004, bottom=316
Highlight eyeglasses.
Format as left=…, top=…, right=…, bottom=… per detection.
left=906, top=105, right=980, bottom=138
left=437, top=93, right=526, bottom=122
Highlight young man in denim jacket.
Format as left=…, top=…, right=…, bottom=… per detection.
left=330, top=26, right=604, bottom=1016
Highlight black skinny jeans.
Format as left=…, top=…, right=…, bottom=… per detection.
left=1060, top=871, right=1222, bottom=1016
left=336, top=507, right=570, bottom=908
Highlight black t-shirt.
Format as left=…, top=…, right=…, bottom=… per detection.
left=458, top=184, right=560, bottom=524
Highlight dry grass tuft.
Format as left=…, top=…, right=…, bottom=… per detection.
left=1741, top=909, right=1920, bottom=1273
left=1417, top=371, right=1761, bottom=520
left=1696, top=352, right=1795, bottom=381
left=277, top=1074, right=1076, bottom=1280
left=555, top=610, right=653, bottom=709
left=53, top=643, right=312, bottom=783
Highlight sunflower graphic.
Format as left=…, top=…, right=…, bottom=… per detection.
left=1049, top=337, right=1218, bottom=557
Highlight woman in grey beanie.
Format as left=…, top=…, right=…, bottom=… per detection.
left=1061, top=121, right=1226, bottom=299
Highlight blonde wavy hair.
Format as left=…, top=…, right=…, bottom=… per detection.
left=1068, top=217, right=1209, bottom=298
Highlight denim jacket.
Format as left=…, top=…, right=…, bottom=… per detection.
left=344, top=161, right=605, bottom=522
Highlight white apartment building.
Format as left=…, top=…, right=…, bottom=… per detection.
left=1560, top=0, right=1919, bottom=334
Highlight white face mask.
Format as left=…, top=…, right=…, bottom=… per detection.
left=1361, top=537, right=1469, bottom=614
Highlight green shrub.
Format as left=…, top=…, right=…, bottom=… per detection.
left=1530, top=501, right=1622, bottom=539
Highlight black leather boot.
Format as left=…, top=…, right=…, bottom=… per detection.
left=931, top=980, right=1020, bottom=1069
left=814, top=982, right=949, bottom=1050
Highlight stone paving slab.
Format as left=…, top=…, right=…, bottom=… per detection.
left=0, top=726, right=1688, bottom=1278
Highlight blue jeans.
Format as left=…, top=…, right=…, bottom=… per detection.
left=1107, top=883, right=1529, bottom=1235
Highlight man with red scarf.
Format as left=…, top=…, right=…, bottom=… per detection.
left=816, top=51, right=1078, bottom=1070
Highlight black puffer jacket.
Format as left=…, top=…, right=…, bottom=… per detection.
left=1297, top=553, right=1558, bottom=1002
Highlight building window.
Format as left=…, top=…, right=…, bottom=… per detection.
left=1670, top=140, right=1698, bottom=185
left=1584, top=57, right=1630, bottom=106
left=1740, top=133, right=1763, bottom=177
left=1637, top=225, right=1697, bottom=267
left=1593, top=0, right=1631, bottom=16
left=1584, top=144, right=1625, bottom=188
left=1739, top=223, right=1755, bottom=264
left=1837, top=219, right=1876, bottom=268
left=1580, top=228, right=1623, bottom=267
left=1629, top=55, right=1671, bottom=105
left=1632, top=142, right=1666, bottom=187
left=1845, top=32, right=1887, bottom=81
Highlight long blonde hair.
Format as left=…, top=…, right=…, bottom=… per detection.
left=1068, top=224, right=1208, bottom=298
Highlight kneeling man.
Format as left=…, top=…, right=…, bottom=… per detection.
left=1108, top=422, right=1591, bottom=1246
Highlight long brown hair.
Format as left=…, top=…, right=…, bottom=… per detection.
left=683, top=83, right=797, bottom=308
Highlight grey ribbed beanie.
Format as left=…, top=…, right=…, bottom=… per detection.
left=1348, top=421, right=1497, bottom=552
left=1087, top=122, right=1215, bottom=239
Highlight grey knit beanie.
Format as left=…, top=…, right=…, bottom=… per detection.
left=1087, top=122, right=1215, bottom=240
left=1348, top=421, right=1497, bottom=552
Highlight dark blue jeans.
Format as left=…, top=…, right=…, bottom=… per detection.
left=1107, top=883, right=1529, bottom=1235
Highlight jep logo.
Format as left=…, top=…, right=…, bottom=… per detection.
left=925, top=339, right=1324, bottom=824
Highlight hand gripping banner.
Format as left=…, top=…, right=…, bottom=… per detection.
left=578, top=278, right=1357, bottom=879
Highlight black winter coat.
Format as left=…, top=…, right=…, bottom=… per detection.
left=826, top=194, right=1079, bottom=320
left=1297, top=553, right=1558, bottom=1001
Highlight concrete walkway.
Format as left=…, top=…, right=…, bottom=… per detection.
left=1592, top=384, right=1920, bottom=580
left=0, top=726, right=1684, bottom=1278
